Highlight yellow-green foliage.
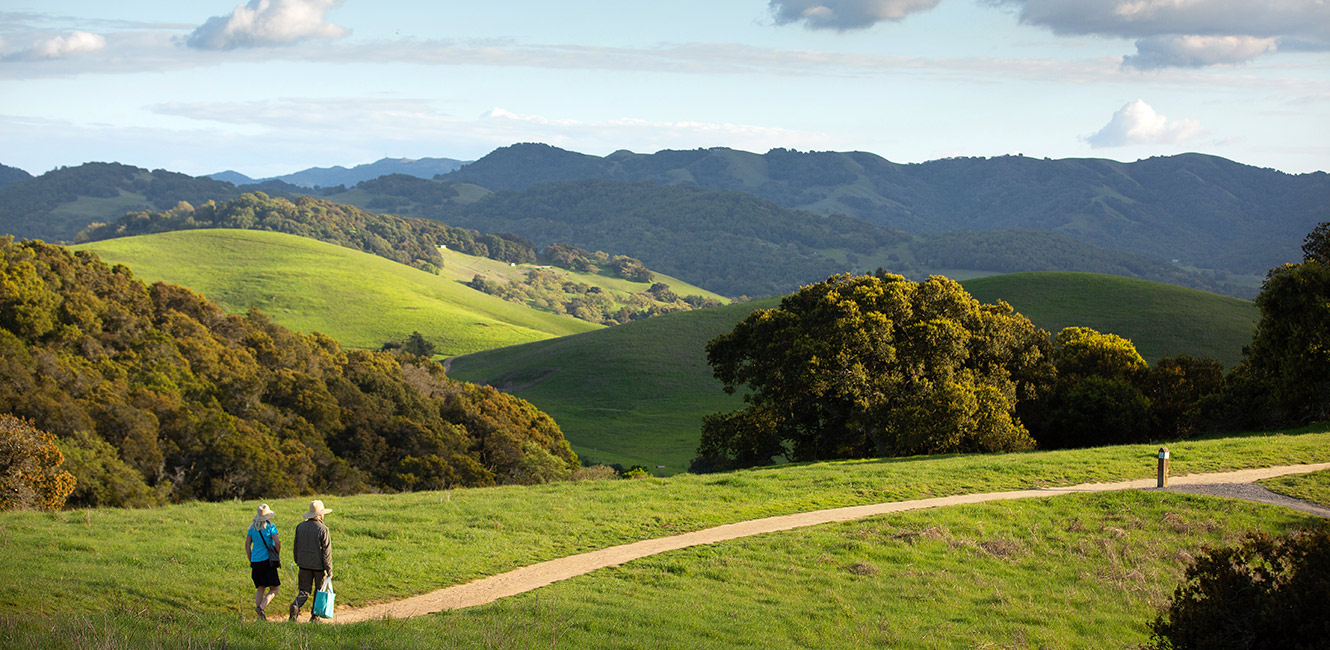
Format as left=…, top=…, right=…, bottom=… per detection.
left=0, top=415, right=75, bottom=511
left=0, top=237, right=578, bottom=507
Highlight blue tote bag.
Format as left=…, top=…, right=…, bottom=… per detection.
left=313, top=577, right=335, bottom=619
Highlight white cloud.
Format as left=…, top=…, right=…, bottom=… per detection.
left=1084, top=99, right=1206, bottom=148
left=2, top=30, right=105, bottom=61
left=184, top=0, right=348, bottom=50
left=1124, top=35, right=1279, bottom=69
left=995, top=0, right=1329, bottom=68
left=769, top=0, right=942, bottom=31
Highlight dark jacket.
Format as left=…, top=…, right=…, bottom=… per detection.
left=293, top=518, right=331, bottom=571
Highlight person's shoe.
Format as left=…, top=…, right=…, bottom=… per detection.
left=310, top=615, right=321, bottom=624
left=255, top=605, right=267, bottom=621
left=288, top=603, right=298, bottom=622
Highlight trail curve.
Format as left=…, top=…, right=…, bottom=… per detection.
left=331, top=462, right=1330, bottom=624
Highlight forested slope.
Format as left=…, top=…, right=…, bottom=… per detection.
left=440, top=144, right=1330, bottom=275
left=436, top=179, right=909, bottom=297
left=0, top=238, right=579, bottom=508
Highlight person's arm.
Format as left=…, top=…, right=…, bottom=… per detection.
left=244, top=530, right=252, bottom=561
left=321, top=526, right=332, bottom=575
left=271, top=529, right=280, bottom=556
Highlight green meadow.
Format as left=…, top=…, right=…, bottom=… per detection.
left=963, top=272, right=1258, bottom=368
left=73, top=229, right=600, bottom=356
left=1, top=427, right=1327, bottom=648
left=448, top=298, right=778, bottom=471
left=450, top=272, right=1257, bottom=472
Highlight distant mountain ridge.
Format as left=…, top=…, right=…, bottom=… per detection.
left=439, top=144, right=1330, bottom=275
left=209, top=156, right=469, bottom=188
left=0, top=163, right=31, bottom=189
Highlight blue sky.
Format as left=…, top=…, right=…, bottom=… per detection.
left=1, top=0, right=1327, bottom=177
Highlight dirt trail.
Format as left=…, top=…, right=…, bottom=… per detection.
left=331, top=462, right=1330, bottom=624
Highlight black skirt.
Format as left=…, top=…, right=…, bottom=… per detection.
left=251, top=560, right=281, bottom=588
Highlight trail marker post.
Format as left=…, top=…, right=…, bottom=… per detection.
left=1157, top=447, right=1170, bottom=488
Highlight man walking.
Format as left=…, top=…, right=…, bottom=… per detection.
left=288, top=500, right=332, bottom=622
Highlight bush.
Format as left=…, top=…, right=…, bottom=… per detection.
left=1146, top=526, right=1330, bottom=650
left=0, top=415, right=76, bottom=511
left=570, top=464, right=619, bottom=481
left=621, top=465, right=651, bottom=479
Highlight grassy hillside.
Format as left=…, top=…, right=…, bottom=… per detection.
left=449, top=298, right=777, bottom=471
left=450, top=273, right=1257, bottom=470
left=963, top=272, right=1258, bottom=368
left=73, top=229, right=599, bottom=355
left=1, top=427, right=1327, bottom=648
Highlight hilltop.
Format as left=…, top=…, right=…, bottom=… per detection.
left=448, top=272, right=1257, bottom=471
left=73, top=229, right=600, bottom=355
left=208, top=155, right=469, bottom=188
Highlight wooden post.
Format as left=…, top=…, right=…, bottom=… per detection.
left=1157, top=447, right=1170, bottom=488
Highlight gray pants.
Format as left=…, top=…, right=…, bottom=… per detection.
left=290, top=567, right=327, bottom=616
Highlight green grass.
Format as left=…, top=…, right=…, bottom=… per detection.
left=448, top=298, right=779, bottom=471
left=962, top=272, right=1258, bottom=368
left=451, top=272, right=1258, bottom=470
left=0, top=425, right=1325, bottom=618
left=2, top=428, right=1327, bottom=648
left=73, top=229, right=599, bottom=356
left=1260, top=468, right=1330, bottom=507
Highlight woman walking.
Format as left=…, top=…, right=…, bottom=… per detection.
left=244, top=503, right=282, bottom=620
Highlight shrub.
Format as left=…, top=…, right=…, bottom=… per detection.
left=0, top=415, right=76, bottom=511
left=570, top=464, right=619, bottom=481
left=1146, top=526, right=1330, bottom=650
left=621, top=465, right=650, bottom=479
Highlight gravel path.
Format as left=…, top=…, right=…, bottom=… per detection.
left=1166, top=482, right=1330, bottom=517
left=329, top=462, right=1330, bottom=625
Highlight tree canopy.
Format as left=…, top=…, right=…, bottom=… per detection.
left=1230, top=221, right=1330, bottom=424
left=697, top=272, right=1052, bottom=469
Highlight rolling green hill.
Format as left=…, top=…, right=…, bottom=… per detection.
left=73, top=229, right=600, bottom=355
left=963, top=272, right=1258, bottom=368
left=449, top=298, right=777, bottom=471
left=448, top=272, right=1257, bottom=471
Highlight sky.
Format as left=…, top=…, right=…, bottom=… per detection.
left=1, top=0, right=1327, bottom=178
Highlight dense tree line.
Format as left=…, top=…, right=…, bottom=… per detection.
left=467, top=268, right=720, bottom=325
left=0, top=238, right=578, bottom=508
left=76, top=192, right=540, bottom=273
left=695, top=218, right=1330, bottom=468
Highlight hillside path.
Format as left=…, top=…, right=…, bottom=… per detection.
left=331, top=462, right=1330, bottom=624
